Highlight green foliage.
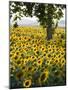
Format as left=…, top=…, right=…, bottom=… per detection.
left=10, top=1, right=66, bottom=40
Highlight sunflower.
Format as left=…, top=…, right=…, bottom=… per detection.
left=12, top=52, right=18, bottom=60
left=39, top=69, right=49, bottom=82
left=25, top=42, right=29, bottom=46
left=48, top=48, right=53, bottom=53
left=10, top=65, right=16, bottom=73
left=23, top=36, right=27, bottom=40
left=22, top=65, right=27, bottom=72
left=33, top=44, right=37, bottom=48
left=23, top=79, right=32, bottom=88
left=10, top=51, right=13, bottom=58
left=32, top=64, right=38, bottom=73
left=42, top=52, right=46, bottom=57
left=41, top=46, right=46, bottom=52
left=33, top=46, right=38, bottom=51
left=37, top=59, right=43, bottom=66
left=60, top=58, right=65, bottom=66
left=47, top=45, right=52, bottom=49
left=53, top=56, right=59, bottom=64
left=21, top=43, right=25, bottom=47
left=16, top=71, right=23, bottom=80
left=16, top=59, right=21, bottom=66
left=59, top=47, right=64, bottom=51
left=52, top=45, right=57, bottom=49
left=30, top=55, right=36, bottom=61
left=23, top=58, right=28, bottom=65
left=27, top=66, right=33, bottom=72
left=52, top=53, right=56, bottom=58
left=46, top=59, right=52, bottom=66
left=58, top=63, right=64, bottom=69
left=54, top=59, right=59, bottom=64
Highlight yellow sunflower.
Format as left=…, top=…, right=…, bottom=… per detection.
left=27, top=66, right=33, bottom=72
left=39, top=69, right=49, bottom=82
left=10, top=65, right=16, bottom=73
left=16, top=71, right=23, bottom=80
left=47, top=45, right=52, bottom=48
left=53, top=57, right=60, bottom=65
left=22, top=65, right=27, bottom=72
left=48, top=48, right=53, bottom=53
left=41, top=46, right=46, bottom=52
left=37, top=59, right=43, bottom=66
left=60, top=58, right=65, bottom=66
left=30, top=56, right=36, bottom=61
left=23, top=79, right=32, bottom=88
left=33, top=46, right=38, bottom=51
left=46, top=59, right=52, bottom=66
left=12, top=53, right=18, bottom=61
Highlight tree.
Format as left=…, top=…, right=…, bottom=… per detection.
left=10, top=1, right=66, bottom=40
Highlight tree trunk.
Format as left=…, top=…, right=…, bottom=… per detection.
left=47, top=27, right=52, bottom=40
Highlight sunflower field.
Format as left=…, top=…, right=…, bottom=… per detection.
left=10, top=26, right=66, bottom=88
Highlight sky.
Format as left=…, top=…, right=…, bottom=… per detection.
left=58, top=9, right=65, bottom=27
left=10, top=9, right=66, bottom=27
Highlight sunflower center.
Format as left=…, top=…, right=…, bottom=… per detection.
left=38, top=61, right=41, bottom=63
left=41, top=73, right=46, bottom=81
left=25, top=81, right=29, bottom=86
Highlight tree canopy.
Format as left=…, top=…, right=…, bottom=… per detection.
left=10, top=2, right=66, bottom=40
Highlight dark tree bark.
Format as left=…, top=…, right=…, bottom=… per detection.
left=46, top=25, right=53, bottom=40
left=47, top=28, right=52, bottom=40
